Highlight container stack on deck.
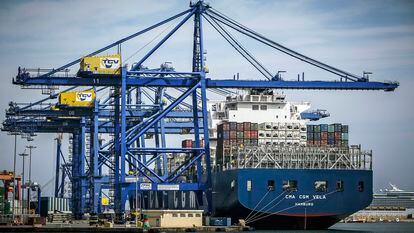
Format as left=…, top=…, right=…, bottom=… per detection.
left=258, top=122, right=307, bottom=146
left=307, top=123, right=349, bottom=147
left=215, top=122, right=258, bottom=165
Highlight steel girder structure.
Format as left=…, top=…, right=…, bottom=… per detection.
left=4, top=0, right=399, bottom=219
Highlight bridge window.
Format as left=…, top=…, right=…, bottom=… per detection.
left=358, top=181, right=364, bottom=192
left=260, top=105, right=268, bottom=110
left=252, top=105, right=259, bottom=110
left=267, top=180, right=275, bottom=191
left=180, top=213, right=186, bottom=217
left=282, top=180, right=297, bottom=192
left=314, top=181, right=328, bottom=192
left=228, top=104, right=237, bottom=110
left=247, top=180, right=252, bottom=192
left=336, top=180, right=344, bottom=192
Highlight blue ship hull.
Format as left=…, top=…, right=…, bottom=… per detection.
left=212, top=169, right=372, bottom=229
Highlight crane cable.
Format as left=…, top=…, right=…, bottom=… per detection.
left=244, top=189, right=270, bottom=221
left=206, top=8, right=362, bottom=81
left=245, top=189, right=290, bottom=222
left=123, top=17, right=180, bottom=65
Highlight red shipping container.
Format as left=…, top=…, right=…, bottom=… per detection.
left=218, top=122, right=230, bottom=131
left=244, top=131, right=250, bottom=139
left=251, top=130, right=258, bottom=139
left=230, top=131, right=237, bottom=139
left=230, top=139, right=237, bottom=145
left=182, top=139, right=193, bottom=148
left=243, top=122, right=251, bottom=131
left=321, top=132, right=328, bottom=140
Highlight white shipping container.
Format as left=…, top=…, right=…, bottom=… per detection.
left=300, top=133, right=307, bottom=140
left=259, top=123, right=267, bottom=130
left=258, top=138, right=267, bottom=145
left=300, top=124, right=307, bottom=132
left=258, top=130, right=266, bottom=138
left=293, top=123, right=300, bottom=130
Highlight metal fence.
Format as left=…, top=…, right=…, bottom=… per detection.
left=218, top=144, right=372, bottom=170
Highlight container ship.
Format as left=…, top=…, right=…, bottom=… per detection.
left=207, top=89, right=373, bottom=229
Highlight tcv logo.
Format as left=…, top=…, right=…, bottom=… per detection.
left=101, top=58, right=120, bottom=69
left=76, top=93, right=92, bottom=102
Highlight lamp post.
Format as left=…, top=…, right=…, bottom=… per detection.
left=19, top=151, right=28, bottom=215
left=26, top=145, right=36, bottom=215
left=8, top=131, right=20, bottom=221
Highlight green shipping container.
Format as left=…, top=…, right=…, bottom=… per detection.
left=4, top=202, right=11, bottom=214
left=251, top=123, right=258, bottom=130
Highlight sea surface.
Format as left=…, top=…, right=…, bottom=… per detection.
left=255, top=222, right=414, bottom=233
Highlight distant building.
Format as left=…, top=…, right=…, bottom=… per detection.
left=349, top=183, right=414, bottom=222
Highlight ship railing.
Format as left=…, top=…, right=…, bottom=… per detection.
left=217, top=145, right=372, bottom=171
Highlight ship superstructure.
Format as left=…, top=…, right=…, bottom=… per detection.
left=208, top=90, right=310, bottom=149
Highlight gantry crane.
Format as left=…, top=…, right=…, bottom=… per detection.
left=3, top=0, right=398, bottom=221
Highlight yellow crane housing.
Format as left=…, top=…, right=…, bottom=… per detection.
left=79, top=54, right=121, bottom=75
left=58, top=89, right=96, bottom=108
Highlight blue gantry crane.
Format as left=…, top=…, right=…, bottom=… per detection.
left=3, top=0, right=398, bottom=221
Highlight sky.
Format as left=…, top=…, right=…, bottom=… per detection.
left=0, top=0, right=413, bottom=195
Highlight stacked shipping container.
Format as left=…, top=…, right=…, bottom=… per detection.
left=258, top=122, right=307, bottom=146
left=181, top=139, right=205, bottom=148
left=216, top=122, right=259, bottom=165
left=307, top=123, right=349, bottom=147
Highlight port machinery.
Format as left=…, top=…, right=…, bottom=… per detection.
left=2, top=0, right=398, bottom=221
